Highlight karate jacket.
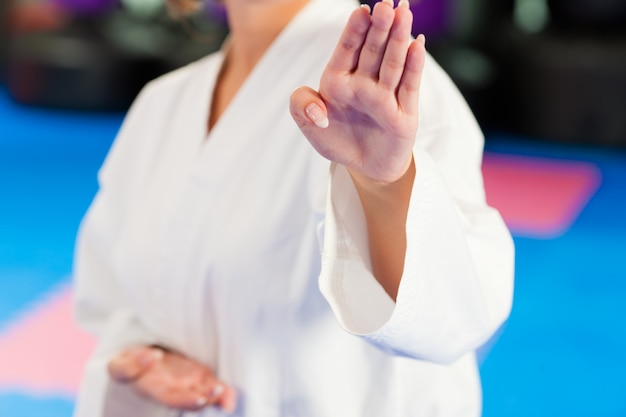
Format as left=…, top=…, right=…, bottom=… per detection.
left=72, top=0, right=515, bottom=415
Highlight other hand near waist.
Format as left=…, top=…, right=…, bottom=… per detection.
left=108, top=345, right=237, bottom=413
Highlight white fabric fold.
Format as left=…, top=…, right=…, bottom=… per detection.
left=321, top=143, right=514, bottom=364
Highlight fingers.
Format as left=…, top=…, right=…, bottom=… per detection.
left=196, top=374, right=228, bottom=407
left=167, top=381, right=235, bottom=413
left=217, top=385, right=238, bottom=414
left=130, top=350, right=237, bottom=413
left=184, top=379, right=236, bottom=412
left=397, top=34, right=426, bottom=115
left=290, top=86, right=328, bottom=129
left=151, top=377, right=232, bottom=412
left=378, top=1, right=413, bottom=90
left=137, top=378, right=213, bottom=411
left=333, top=0, right=420, bottom=95
left=356, top=0, right=396, bottom=78
left=325, top=5, right=371, bottom=74
left=108, top=346, right=163, bottom=383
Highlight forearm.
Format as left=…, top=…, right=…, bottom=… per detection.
left=348, top=156, right=415, bottom=301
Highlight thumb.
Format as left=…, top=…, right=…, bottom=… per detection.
left=108, top=346, right=164, bottom=383
left=290, top=86, right=329, bottom=129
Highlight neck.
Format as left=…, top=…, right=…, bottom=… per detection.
left=223, top=0, right=310, bottom=74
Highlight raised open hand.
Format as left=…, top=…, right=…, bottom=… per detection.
left=290, top=0, right=425, bottom=185
left=108, top=346, right=237, bottom=413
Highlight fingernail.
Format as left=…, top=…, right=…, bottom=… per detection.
left=399, top=0, right=410, bottom=8
left=382, top=0, right=394, bottom=6
left=417, top=33, right=426, bottom=45
left=360, top=3, right=371, bottom=13
left=305, top=103, right=329, bottom=129
left=196, top=397, right=208, bottom=407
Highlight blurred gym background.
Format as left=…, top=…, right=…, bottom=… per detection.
left=1, top=1, right=625, bottom=416
left=2, top=0, right=626, bottom=144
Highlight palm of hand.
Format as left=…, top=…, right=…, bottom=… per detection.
left=291, top=0, right=425, bottom=184
left=318, top=66, right=418, bottom=184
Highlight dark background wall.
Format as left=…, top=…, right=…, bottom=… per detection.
left=1, top=0, right=625, bottom=146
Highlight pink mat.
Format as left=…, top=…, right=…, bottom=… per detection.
left=0, top=284, right=96, bottom=397
left=482, top=153, right=602, bottom=238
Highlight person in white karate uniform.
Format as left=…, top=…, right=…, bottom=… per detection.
left=72, top=0, right=515, bottom=415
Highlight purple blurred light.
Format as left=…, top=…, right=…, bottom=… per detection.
left=202, top=0, right=451, bottom=36
left=53, top=0, right=118, bottom=15
left=203, top=0, right=228, bottom=24
left=364, top=0, right=451, bottom=38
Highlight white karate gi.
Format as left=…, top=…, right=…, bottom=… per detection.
left=72, top=0, right=514, bottom=415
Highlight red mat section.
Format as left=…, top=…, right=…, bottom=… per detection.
left=482, top=153, right=602, bottom=238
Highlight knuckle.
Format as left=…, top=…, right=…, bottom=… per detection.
left=384, top=57, right=405, bottom=71
left=340, top=37, right=361, bottom=53
left=365, top=42, right=382, bottom=55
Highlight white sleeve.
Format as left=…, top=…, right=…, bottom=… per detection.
left=318, top=58, right=515, bottom=365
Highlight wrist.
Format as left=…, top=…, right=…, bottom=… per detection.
left=348, top=155, right=415, bottom=198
